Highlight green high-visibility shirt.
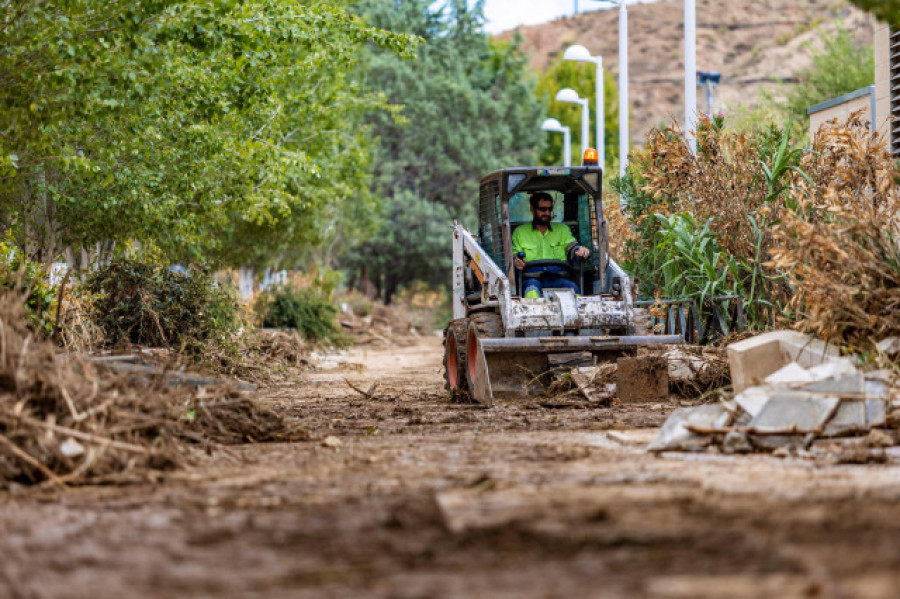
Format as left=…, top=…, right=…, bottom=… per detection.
left=511, top=222, right=577, bottom=262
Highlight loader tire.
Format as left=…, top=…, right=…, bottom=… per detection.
left=466, top=312, right=503, bottom=388
left=443, top=319, right=469, bottom=398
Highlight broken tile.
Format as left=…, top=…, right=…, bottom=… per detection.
left=801, top=371, right=864, bottom=396
left=647, top=404, right=732, bottom=453
left=865, top=378, right=891, bottom=400
left=821, top=400, right=867, bottom=438
left=876, top=337, right=900, bottom=355
left=764, top=362, right=815, bottom=385
left=748, top=393, right=840, bottom=434
left=734, top=386, right=772, bottom=418
left=806, top=357, right=859, bottom=380
left=866, top=399, right=887, bottom=428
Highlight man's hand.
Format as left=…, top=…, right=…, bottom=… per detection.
left=514, top=256, right=525, bottom=270
left=574, top=246, right=590, bottom=259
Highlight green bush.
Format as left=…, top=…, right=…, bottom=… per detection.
left=85, top=256, right=239, bottom=350
left=257, top=286, right=348, bottom=348
left=0, top=241, right=57, bottom=336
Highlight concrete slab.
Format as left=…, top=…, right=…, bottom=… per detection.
left=748, top=393, right=840, bottom=434
left=647, top=404, right=732, bottom=452
left=867, top=399, right=887, bottom=428
left=821, top=400, right=867, bottom=437
left=801, top=371, right=865, bottom=396
left=727, top=330, right=839, bottom=392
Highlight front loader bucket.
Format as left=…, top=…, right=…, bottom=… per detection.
left=468, top=334, right=684, bottom=405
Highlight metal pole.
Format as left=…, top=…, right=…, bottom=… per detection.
left=596, top=58, right=605, bottom=172
left=580, top=100, right=589, bottom=160
left=563, top=128, right=572, bottom=167
left=684, top=0, right=697, bottom=153
left=618, top=0, right=628, bottom=177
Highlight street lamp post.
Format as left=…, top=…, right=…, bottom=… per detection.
left=563, top=45, right=604, bottom=172
left=541, top=118, right=571, bottom=167
left=685, top=0, right=697, bottom=153
left=617, top=0, right=628, bottom=177
left=589, top=0, right=629, bottom=177
left=555, top=88, right=589, bottom=160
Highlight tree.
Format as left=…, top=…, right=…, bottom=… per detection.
left=345, top=0, right=543, bottom=303
left=782, top=25, right=874, bottom=124
left=536, top=57, right=619, bottom=169
left=0, top=0, right=415, bottom=268
left=848, top=0, right=900, bottom=26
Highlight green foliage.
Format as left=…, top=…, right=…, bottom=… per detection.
left=650, top=213, right=740, bottom=304
left=536, top=56, right=619, bottom=168
left=848, top=0, right=900, bottom=26
left=0, top=0, right=416, bottom=269
left=344, top=0, right=543, bottom=302
left=0, top=241, right=57, bottom=336
left=257, top=286, right=348, bottom=348
left=782, top=24, right=874, bottom=124
left=85, top=256, right=240, bottom=349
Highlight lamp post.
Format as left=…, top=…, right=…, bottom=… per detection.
left=541, top=118, right=571, bottom=167
left=556, top=88, right=589, bottom=161
left=563, top=45, right=604, bottom=172
left=685, top=0, right=697, bottom=153
left=589, top=0, right=629, bottom=177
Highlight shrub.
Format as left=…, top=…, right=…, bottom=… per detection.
left=85, top=256, right=240, bottom=350
left=0, top=241, right=57, bottom=336
left=257, top=286, right=348, bottom=348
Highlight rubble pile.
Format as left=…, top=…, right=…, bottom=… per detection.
left=648, top=331, right=900, bottom=460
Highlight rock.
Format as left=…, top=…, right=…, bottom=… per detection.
left=722, top=431, right=753, bottom=454
left=727, top=330, right=840, bottom=393
left=322, top=435, right=343, bottom=448
left=876, top=336, right=900, bottom=356
left=647, top=404, right=732, bottom=452
left=60, top=438, right=85, bottom=458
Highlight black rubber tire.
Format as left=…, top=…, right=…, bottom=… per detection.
left=443, top=319, right=468, bottom=396
left=465, top=312, right=504, bottom=389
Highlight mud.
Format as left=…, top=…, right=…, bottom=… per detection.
left=4, top=335, right=900, bottom=598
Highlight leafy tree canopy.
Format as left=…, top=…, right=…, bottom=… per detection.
left=535, top=56, right=619, bottom=171
left=849, top=0, right=900, bottom=26
left=782, top=24, right=873, bottom=124
left=0, top=0, right=416, bottom=268
left=344, top=0, right=543, bottom=302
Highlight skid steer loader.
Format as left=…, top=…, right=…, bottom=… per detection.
left=443, top=149, right=683, bottom=405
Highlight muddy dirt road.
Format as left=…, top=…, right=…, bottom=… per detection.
left=4, top=336, right=900, bottom=598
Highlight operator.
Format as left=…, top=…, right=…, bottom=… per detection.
left=512, top=191, right=590, bottom=299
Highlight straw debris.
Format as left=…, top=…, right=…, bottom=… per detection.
left=0, top=294, right=304, bottom=488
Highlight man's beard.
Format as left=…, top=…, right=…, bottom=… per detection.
left=534, top=213, right=552, bottom=226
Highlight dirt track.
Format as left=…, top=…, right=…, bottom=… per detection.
left=4, top=336, right=900, bottom=598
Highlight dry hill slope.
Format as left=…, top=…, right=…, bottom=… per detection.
left=508, top=0, right=872, bottom=144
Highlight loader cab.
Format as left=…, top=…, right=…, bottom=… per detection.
left=476, top=164, right=610, bottom=297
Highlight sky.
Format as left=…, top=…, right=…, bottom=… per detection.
left=480, top=0, right=660, bottom=35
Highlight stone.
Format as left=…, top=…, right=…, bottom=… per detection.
left=647, top=404, right=732, bottom=452
left=876, top=336, right=900, bottom=356
left=727, top=330, right=840, bottom=393
left=748, top=393, right=840, bottom=434
left=322, top=435, right=343, bottom=448
left=60, top=438, right=85, bottom=458
left=722, top=431, right=753, bottom=454
left=617, top=355, right=668, bottom=403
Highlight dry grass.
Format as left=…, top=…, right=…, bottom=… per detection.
left=770, top=111, right=900, bottom=352
left=0, top=294, right=306, bottom=488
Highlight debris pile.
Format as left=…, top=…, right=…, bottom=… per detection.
left=0, top=295, right=305, bottom=488
left=564, top=346, right=729, bottom=404
left=648, top=331, right=899, bottom=460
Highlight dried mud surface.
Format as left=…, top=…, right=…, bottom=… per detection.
left=4, top=336, right=900, bottom=598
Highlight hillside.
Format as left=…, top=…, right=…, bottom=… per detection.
left=505, top=0, right=873, bottom=144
